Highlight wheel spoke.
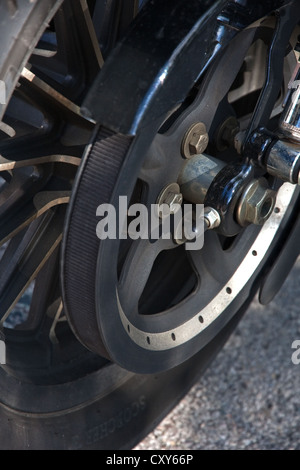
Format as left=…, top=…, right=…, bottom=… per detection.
left=19, top=68, right=95, bottom=127
left=0, top=167, right=47, bottom=218
left=0, top=183, right=70, bottom=246
left=0, top=67, right=95, bottom=164
left=0, top=132, right=90, bottom=161
left=0, top=1, right=97, bottom=344
left=31, top=0, right=103, bottom=101
left=0, top=153, right=80, bottom=172
left=16, top=246, right=60, bottom=332
left=0, top=208, right=65, bottom=324
left=49, top=300, right=65, bottom=345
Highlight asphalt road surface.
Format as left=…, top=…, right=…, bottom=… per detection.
left=135, top=257, right=300, bottom=450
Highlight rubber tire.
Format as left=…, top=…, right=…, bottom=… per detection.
left=0, top=298, right=253, bottom=450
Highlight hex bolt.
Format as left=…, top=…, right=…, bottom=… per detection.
left=157, top=183, right=183, bottom=218
left=204, top=207, right=221, bottom=230
left=236, top=178, right=276, bottom=227
left=174, top=206, right=221, bottom=245
left=182, top=122, right=209, bottom=159
left=173, top=215, right=189, bottom=245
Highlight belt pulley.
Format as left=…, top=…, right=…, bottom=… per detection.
left=61, top=0, right=300, bottom=374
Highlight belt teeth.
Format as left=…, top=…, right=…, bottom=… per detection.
left=62, top=127, right=132, bottom=356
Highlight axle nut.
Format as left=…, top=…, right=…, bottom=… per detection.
left=237, top=178, right=276, bottom=227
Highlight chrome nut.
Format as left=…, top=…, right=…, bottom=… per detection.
left=237, top=178, right=276, bottom=227
left=204, top=207, right=221, bottom=230
left=182, top=123, right=209, bottom=159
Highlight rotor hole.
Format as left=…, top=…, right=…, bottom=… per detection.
left=226, top=287, right=232, bottom=294
left=252, top=250, right=258, bottom=256
left=274, top=207, right=280, bottom=214
left=171, top=333, right=176, bottom=341
left=127, top=324, right=130, bottom=334
left=147, top=336, right=150, bottom=345
left=199, top=315, right=204, bottom=324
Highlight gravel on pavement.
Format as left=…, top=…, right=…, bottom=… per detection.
left=135, top=258, right=300, bottom=450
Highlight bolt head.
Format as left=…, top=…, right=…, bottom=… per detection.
left=182, top=123, right=209, bottom=159
left=189, top=133, right=209, bottom=155
left=164, top=192, right=183, bottom=214
left=204, top=207, right=221, bottom=230
left=157, top=183, right=183, bottom=218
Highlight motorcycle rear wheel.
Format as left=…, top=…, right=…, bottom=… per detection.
left=0, top=0, right=299, bottom=449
